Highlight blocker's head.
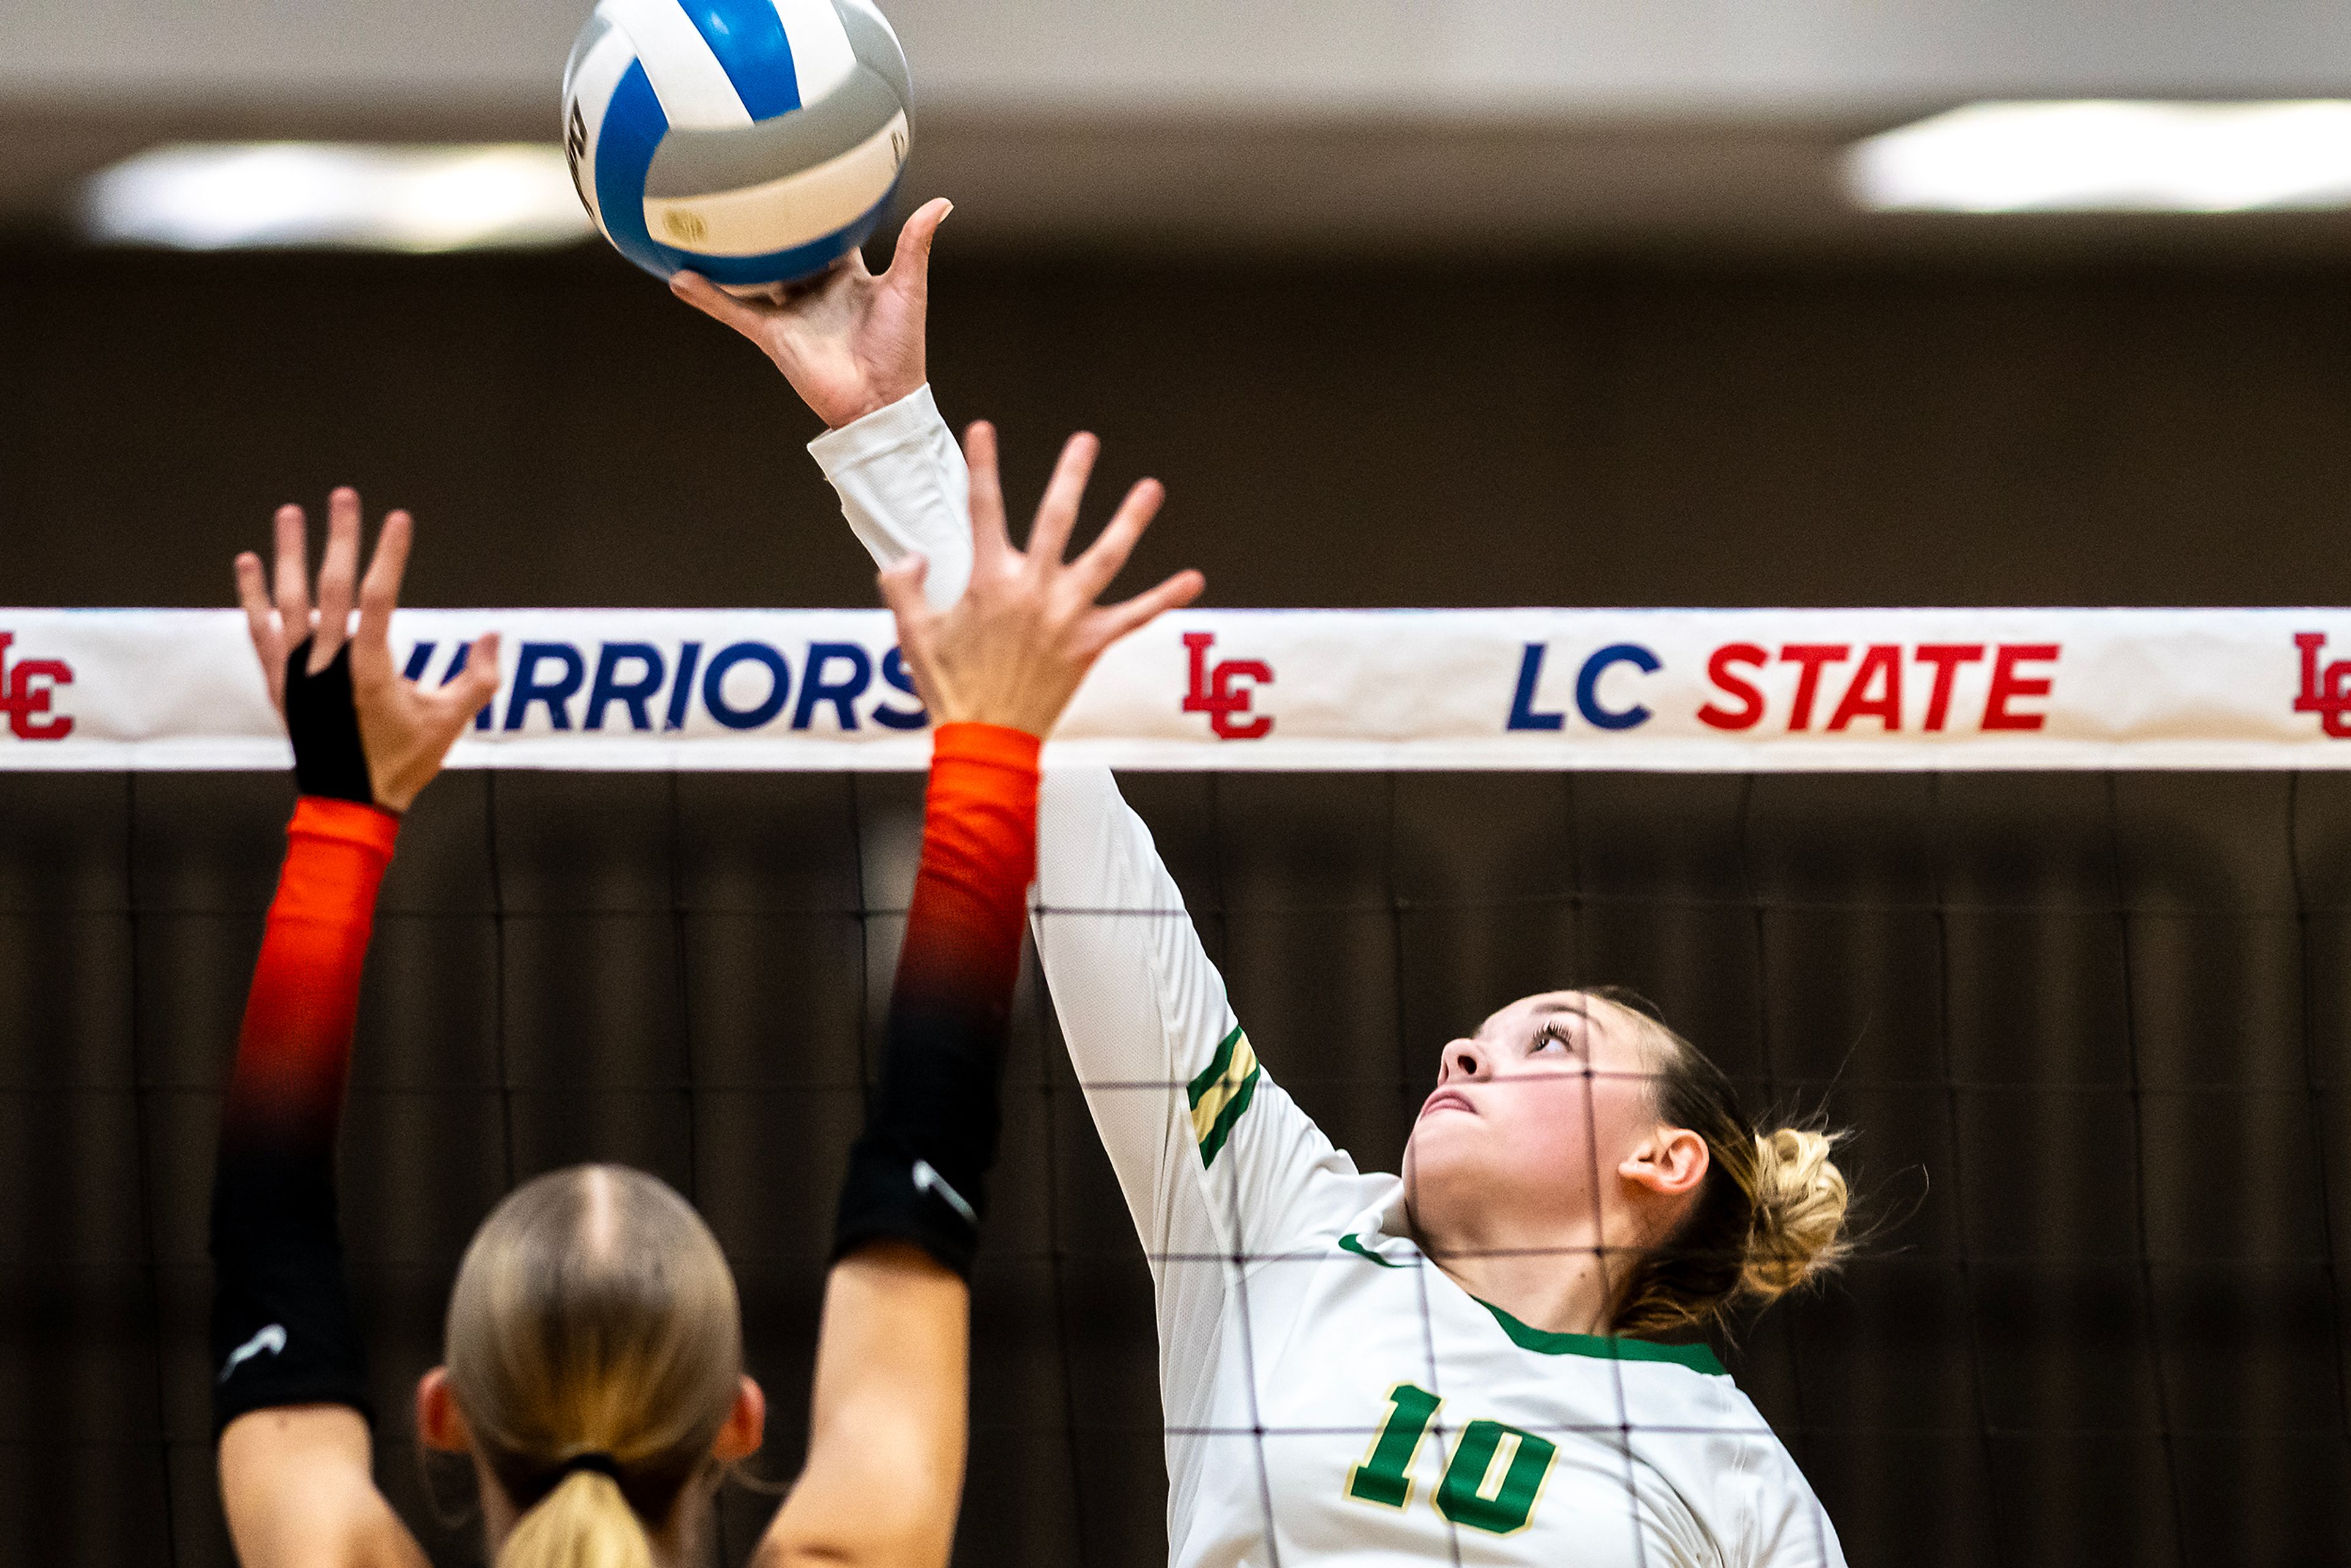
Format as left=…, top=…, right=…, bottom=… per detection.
left=1402, top=988, right=1852, bottom=1335
left=417, top=1165, right=765, bottom=1568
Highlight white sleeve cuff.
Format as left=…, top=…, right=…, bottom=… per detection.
left=806, top=383, right=972, bottom=610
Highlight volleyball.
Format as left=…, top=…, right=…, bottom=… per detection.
left=561, top=0, right=911, bottom=286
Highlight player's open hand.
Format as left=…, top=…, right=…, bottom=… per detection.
left=234, top=488, right=502, bottom=814
left=879, top=423, right=1204, bottom=739
left=669, top=195, right=950, bottom=430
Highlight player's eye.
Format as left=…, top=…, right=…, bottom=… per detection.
left=1532, top=1020, right=1573, bottom=1055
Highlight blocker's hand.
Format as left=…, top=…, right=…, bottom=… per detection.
left=880, top=423, right=1204, bottom=739
left=234, top=487, right=502, bottom=814
left=670, top=195, right=950, bottom=430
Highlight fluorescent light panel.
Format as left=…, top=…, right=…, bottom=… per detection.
left=1847, top=100, right=2351, bottom=213
left=84, top=143, right=593, bottom=252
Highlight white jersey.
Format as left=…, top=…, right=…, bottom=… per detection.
left=812, top=388, right=1848, bottom=1568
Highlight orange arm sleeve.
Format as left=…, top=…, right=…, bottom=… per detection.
left=220, top=798, right=401, bottom=1154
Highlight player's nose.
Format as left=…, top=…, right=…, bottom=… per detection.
left=1440, top=1037, right=1490, bottom=1082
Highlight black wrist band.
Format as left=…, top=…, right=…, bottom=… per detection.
left=283, top=638, right=376, bottom=807
left=833, top=1129, right=991, bottom=1281
left=831, top=994, right=1004, bottom=1280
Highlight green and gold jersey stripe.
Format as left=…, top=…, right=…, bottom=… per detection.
left=1185, top=1024, right=1262, bottom=1168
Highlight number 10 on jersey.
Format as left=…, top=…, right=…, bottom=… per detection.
left=1346, top=1383, right=1559, bottom=1536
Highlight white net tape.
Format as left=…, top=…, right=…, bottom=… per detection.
left=9, top=606, right=2351, bottom=771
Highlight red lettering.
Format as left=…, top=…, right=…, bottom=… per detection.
left=1913, top=644, right=1985, bottom=732
left=1779, top=644, right=1851, bottom=732
left=1697, top=643, right=1768, bottom=730
left=1183, top=631, right=1274, bottom=740
left=0, top=632, right=75, bottom=742
left=2295, top=631, right=2351, bottom=738
left=1210, top=660, right=1273, bottom=740
left=1982, top=643, right=2059, bottom=731
left=1826, top=643, right=1903, bottom=732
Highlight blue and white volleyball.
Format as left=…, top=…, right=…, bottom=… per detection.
left=562, top=0, right=911, bottom=286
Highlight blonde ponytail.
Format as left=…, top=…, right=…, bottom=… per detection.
left=1587, top=988, right=1855, bottom=1338
left=1739, top=1128, right=1852, bottom=1302
left=447, top=1165, right=744, bottom=1566
left=498, top=1469, right=655, bottom=1568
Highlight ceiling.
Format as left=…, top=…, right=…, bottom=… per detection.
left=8, top=0, right=2351, bottom=257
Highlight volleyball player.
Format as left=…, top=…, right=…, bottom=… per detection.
left=676, top=220, right=1856, bottom=1566
left=207, top=460, right=1196, bottom=1566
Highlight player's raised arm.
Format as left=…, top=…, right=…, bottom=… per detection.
left=672, top=196, right=972, bottom=610
left=212, top=492, right=500, bottom=1568
left=754, top=423, right=1198, bottom=1568
left=800, top=380, right=1382, bottom=1265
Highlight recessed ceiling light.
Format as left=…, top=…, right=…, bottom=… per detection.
left=1846, top=100, right=2351, bottom=214
left=83, top=143, right=593, bottom=252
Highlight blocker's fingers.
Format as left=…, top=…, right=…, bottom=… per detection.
left=235, top=551, right=287, bottom=710
left=1069, top=478, right=1166, bottom=599
left=445, top=631, right=503, bottom=718
left=271, top=505, right=312, bottom=634
left=962, top=422, right=1014, bottom=563
left=234, top=552, right=276, bottom=647
left=876, top=553, right=933, bottom=626
left=1095, top=568, right=1206, bottom=647
left=1026, top=432, right=1100, bottom=567
left=875, top=560, right=940, bottom=707
left=312, top=487, right=363, bottom=670
left=353, top=510, right=411, bottom=678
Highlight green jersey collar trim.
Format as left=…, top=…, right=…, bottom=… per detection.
left=1337, top=1232, right=1729, bottom=1376
left=1472, top=1298, right=1728, bottom=1376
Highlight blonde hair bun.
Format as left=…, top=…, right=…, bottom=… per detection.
left=1739, top=1128, right=1852, bottom=1301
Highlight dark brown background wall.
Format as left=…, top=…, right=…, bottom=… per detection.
left=4, top=244, right=2349, bottom=612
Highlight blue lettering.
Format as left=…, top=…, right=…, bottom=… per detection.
left=872, top=646, right=928, bottom=730
left=1507, top=643, right=1564, bottom=731
left=585, top=642, right=666, bottom=732
left=792, top=642, right=873, bottom=731
left=666, top=642, right=702, bottom=732
left=401, top=642, right=437, bottom=683
left=703, top=641, right=791, bottom=730
left=1575, top=643, right=1660, bottom=731
left=504, top=642, right=586, bottom=732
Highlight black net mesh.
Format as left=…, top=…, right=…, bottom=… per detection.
left=1, top=764, right=2347, bottom=1565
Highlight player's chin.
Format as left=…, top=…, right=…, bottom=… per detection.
left=1402, top=1117, right=1483, bottom=1188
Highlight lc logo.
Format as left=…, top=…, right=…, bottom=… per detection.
left=2295, top=632, right=2351, bottom=738
left=1182, top=632, right=1273, bottom=740
left=0, top=632, right=73, bottom=741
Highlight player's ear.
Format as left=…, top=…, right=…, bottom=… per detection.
left=713, top=1375, right=767, bottom=1463
left=415, top=1366, right=472, bottom=1453
left=1620, top=1126, right=1709, bottom=1199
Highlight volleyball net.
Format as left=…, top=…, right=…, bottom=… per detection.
left=6, top=605, right=2347, bottom=1567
